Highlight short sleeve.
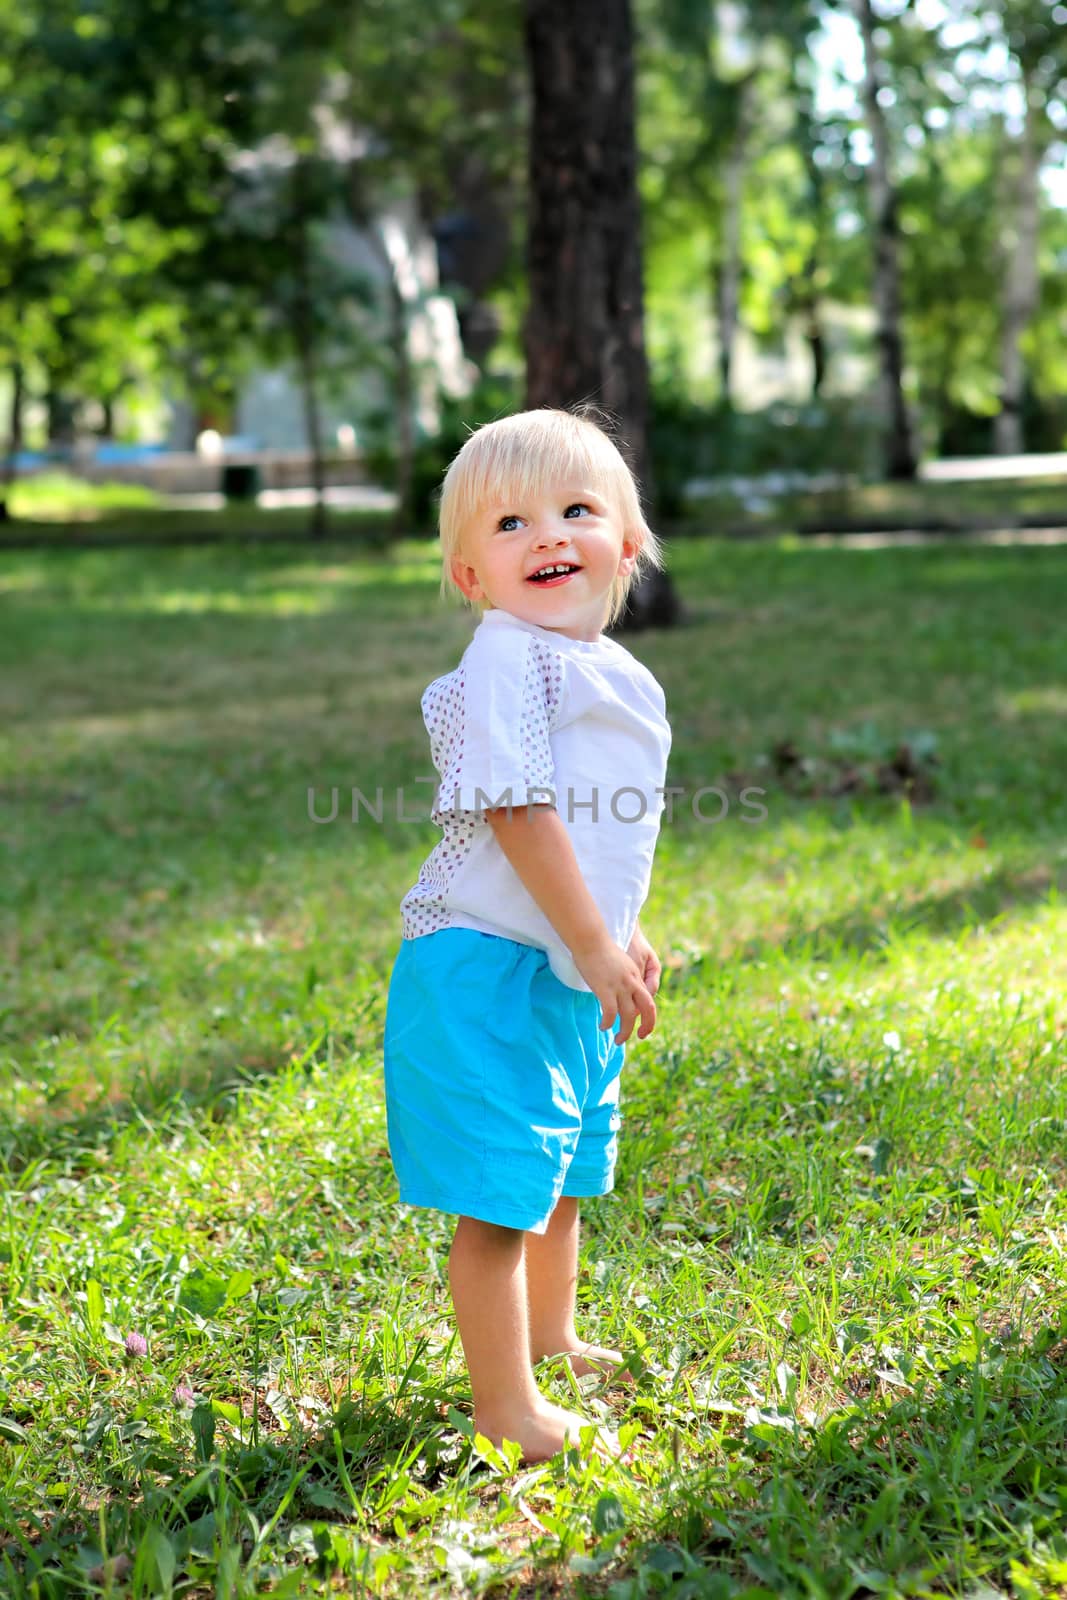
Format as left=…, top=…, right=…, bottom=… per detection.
left=424, top=631, right=561, bottom=823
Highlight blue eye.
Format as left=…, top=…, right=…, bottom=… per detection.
left=497, top=504, right=591, bottom=530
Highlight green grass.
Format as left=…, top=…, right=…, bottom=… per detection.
left=0, top=495, right=396, bottom=546
left=5, top=472, right=166, bottom=519
left=1, top=535, right=1066, bottom=1599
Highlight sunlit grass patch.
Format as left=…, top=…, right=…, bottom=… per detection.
left=8, top=471, right=163, bottom=519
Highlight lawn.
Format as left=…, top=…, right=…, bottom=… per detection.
left=1, top=533, right=1066, bottom=1599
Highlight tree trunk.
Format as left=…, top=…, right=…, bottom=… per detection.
left=346, top=170, right=418, bottom=539
left=296, top=333, right=327, bottom=540
left=389, top=270, right=416, bottom=535
left=1, top=360, right=25, bottom=519
left=715, top=72, right=757, bottom=405
left=375, top=216, right=417, bottom=538
left=801, top=257, right=826, bottom=398
left=994, top=72, right=1041, bottom=457
left=45, top=377, right=77, bottom=450
left=292, top=201, right=327, bottom=541
left=854, top=0, right=917, bottom=481
left=523, top=0, right=680, bottom=628
left=789, top=56, right=829, bottom=401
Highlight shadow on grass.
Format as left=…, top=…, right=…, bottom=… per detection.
left=759, top=857, right=1061, bottom=961
left=0, top=998, right=386, bottom=1176
left=0, top=509, right=400, bottom=553
left=668, top=855, right=1062, bottom=986
left=622, top=1311, right=1067, bottom=1596
left=0, top=1057, right=284, bottom=1176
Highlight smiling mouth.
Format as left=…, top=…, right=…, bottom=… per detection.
left=527, top=563, right=582, bottom=585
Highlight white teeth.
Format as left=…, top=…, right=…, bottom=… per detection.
left=531, top=563, right=577, bottom=579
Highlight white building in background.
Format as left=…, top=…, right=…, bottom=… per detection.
left=167, top=112, right=476, bottom=454
left=236, top=197, right=474, bottom=453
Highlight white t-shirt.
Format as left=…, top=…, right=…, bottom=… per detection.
left=400, top=608, right=672, bottom=991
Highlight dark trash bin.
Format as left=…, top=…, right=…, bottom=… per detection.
left=221, top=462, right=262, bottom=502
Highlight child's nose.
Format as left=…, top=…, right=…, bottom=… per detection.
left=533, top=520, right=569, bottom=547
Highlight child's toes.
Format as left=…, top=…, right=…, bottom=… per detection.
left=569, top=1344, right=637, bottom=1387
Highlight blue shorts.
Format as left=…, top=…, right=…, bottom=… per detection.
left=383, top=929, right=626, bottom=1235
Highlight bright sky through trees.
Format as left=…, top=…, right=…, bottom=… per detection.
left=812, top=0, right=1067, bottom=204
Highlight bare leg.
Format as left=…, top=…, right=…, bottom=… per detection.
left=524, top=1196, right=630, bottom=1382
left=448, top=1214, right=608, bottom=1461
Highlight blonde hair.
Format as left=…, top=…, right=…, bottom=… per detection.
left=437, top=407, right=663, bottom=629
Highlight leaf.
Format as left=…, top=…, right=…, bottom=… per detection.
left=178, top=1268, right=228, bottom=1318
left=85, top=1279, right=104, bottom=1336
left=472, top=1431, right=508, bottom=1470
left=592, top=1493, right=626, bottom=1535
left=134, top=1525, right=175, bottom=1600
left=225, top=1269, right=255, bottom=1302
left=302, top=1482, right=351, bottom=1514
left=836, top=1320, right=871, bottom=1356
left=641, top=1544, right=687, bottom=1578
left=447, top=1406, right=474, bottom=1439
left=172, top=1512, right=216, bottom=1561
left=0, top=1417, right=29, bottom=1444
left=191, top=1402, right=216, bottom=1461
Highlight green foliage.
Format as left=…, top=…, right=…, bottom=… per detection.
left=639, top=0, right=1067, bottom=454
left=649, top=386, right=882, bottom=517
left=3, top=0, right=1067, bottom=518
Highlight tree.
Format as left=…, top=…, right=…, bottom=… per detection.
left=640, top=0, right=765, bottom=406
left=852, top=0, right=917, bottom=479
left=991, top=1, right=1067, bottom=453
left=0, top=0, right=187, bottom=511
left=637, top=0, right=867, bottom=424
left=523, top=0, right=680, bottom=628
left=874, top=0, right=1067, bottom=455
left=773, top=1, right=835, bottom=396
left=212, top=143, right=377, bottom=539
left=336, top=1, right=526, bottom=527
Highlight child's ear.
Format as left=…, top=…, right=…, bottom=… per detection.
left=616, top=531, right=640, bottom=580
left=451, top=554, right=486, bottom=602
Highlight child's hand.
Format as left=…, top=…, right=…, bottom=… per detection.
left=626, top=923, right=662, bottom=999
left=572, top=937, right=657, bottom=1045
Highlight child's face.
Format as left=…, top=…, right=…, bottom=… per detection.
left=449, top=484, right=638, bottom=640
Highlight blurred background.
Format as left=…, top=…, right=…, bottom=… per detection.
left=2, top=0, right=1065, bottom=539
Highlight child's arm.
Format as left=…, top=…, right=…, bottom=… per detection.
left=486, top=804, right=657, bottom=1044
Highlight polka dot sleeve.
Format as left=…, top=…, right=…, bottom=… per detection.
left=424, top=632, right=562, bottom=823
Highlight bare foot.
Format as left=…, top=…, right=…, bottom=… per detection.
left=537, top=1342, right=637, bottom=1387
left=475, top=1398, right=620, bottom=1464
